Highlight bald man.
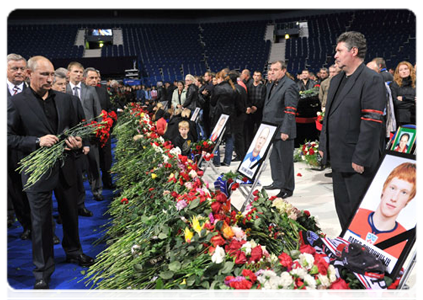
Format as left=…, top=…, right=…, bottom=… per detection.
left=8, top=56, right=94, bottom=289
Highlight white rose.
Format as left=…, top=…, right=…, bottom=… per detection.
left=189, top=169, right=198, bottom=178
left=327, top=265, right=337, bottom=283
left=280, top=271, right=294, bottom=288
left=290, top=266, right=306, bottom=279
left=304, top=274, right=316, bottom=289
left=211, top=245, right=225, bottom=264
left=317, top=273, right=330, bottom=287
left=299, top=253, right=315, bottom=269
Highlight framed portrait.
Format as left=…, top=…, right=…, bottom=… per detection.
left=237, top=122, right=278, bottom=181
left=209, top=114, right=229, bottom=142
left=342, top=151, right=416, bottom=279
left=390, top=126, right=416, bottom=154
left=190, top=107, right=201, bottom=122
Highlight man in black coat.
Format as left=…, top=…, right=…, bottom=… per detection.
left=7, top=53, right=32, bottom=237
left=8, top=56, right=94, bottom=289
left=319, top=32, right=386, bottom=231
left=66, top=62, right=103, bottom=201
left=84, top=67, right=114, bottom=189
left=53, top=68, right=93, bottom=217
left=263, top=61, right=299, bottom=199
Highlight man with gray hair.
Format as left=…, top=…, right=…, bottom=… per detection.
left=7, top=53, right=31, bottom=237
left=319, top=31, right=386, bottom=231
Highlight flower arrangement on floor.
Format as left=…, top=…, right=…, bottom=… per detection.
left=83, top=104, right=398, bottom=290
left=298, top=140, right=321, bottom=167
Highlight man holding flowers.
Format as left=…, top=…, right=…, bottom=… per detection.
left=8, top=56, right=95, bottom=289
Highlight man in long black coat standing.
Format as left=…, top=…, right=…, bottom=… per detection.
left=319, top=32, right=386, bottom=231
left=263, top=61, right=299, bottom=199
left=8, top=56, right=94, bottom=289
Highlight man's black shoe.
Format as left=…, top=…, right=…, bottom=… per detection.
left=232, top=157, right=241, bottom=162
left=324, top=172, right=333, bottom=178
left=263, top=184, right=280, bottom=190
left=8, top=217, right=14, bottom=228
left=66, top=253, right=95, bottom=267
left=34, top=279, right=49, bottom=289
left=93, top=194, right=104, bottom=201
left=53, top=235, right=61, bottom=245
left=20, top=228, right=31, bottom=240
left=78, top=207, right=93, bottom=217
left=221, top=162, right=230, bottom=167
left=276, top=191, right=293, bottom=199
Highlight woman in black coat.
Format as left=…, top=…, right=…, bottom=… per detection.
left=390, top=61, right=416, bottom=126
left=182, top=74, right=198, bottom=113
left=210, top=69, right=237, bottom=166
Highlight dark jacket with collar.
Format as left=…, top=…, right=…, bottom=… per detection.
left=319, top=63, right=386, bottom=172
left=7, top=88, right=79, bottom=192
left=390, top=77, right=416, bottom=124
left=66, top=83, right=102, bottom=120
left=183, top=83, right=198, bottom=111
left=210, top=81, right=237, bottom=135
left=262, top=75, right=299, bottom=139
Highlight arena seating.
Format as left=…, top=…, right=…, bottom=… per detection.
left=8, top=10, right=416, bottom=84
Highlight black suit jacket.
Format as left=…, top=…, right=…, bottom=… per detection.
left=8, top=88, right=79, bottom=192
left=95, top=85, right=112, bottom=112
left=262, top=75, right=299, bottom=139
left=319, top=63, right=386, bottom=172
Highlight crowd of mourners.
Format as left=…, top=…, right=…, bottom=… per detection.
left=7, top=39, right=415, bottom=289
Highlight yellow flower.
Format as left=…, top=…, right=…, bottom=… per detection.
left=151, top=173, right=157, bottom=179
left=141, top=113, right=145, bottom=118
left=191, top=216, right=203, bottom=236
left=181, top=279, right=186, bottom=285
left=184, top=227, right=194, bottom=243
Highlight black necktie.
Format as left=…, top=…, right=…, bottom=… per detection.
left=73, top=86, right=80, bottom=98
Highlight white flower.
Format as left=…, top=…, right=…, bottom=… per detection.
left=131, top=245, right=141, bottom=255
left=304, top=274, right=316, bottom=289
left=211, top=245, right=225, bottom=264
left=189, top=169, right=198, bottom=178
left=268, top=253, right=279, bottom=264
left=327, top=265, right=337, bottom=283
left=280, top=271, right=294, bottom=288
left=299, top=253, right=314, bottom=269
left=158, top=136, right=165, bottom=144
left=162, top=154, right=169, bottom=163
left=242, top=241, right=252, bottom=255
left=170, top=147, right=181, bottom=156
left=290, top=266, right=307, bottom=279
left=317, top=273, right=330, bottom=287
left=231, top=226, right=246, bottom=241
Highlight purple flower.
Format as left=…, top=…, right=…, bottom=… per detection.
left=176, top=200, right=188, bottom=211
left=224, top=276, right=245, bottom=286
left=366, top=288, right=377, bottom=300
left=209, top=212, right=215, bottom=224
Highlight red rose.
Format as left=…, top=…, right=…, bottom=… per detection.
left=120, top=198, right=128, bottom=204
left=278, top=252, right=293, bottom=270
left=299, top=244, right=316, bottom=255
left=314, top=253, right=329, bottom=275
left=215, top=192, right=227, bottom=203
left=248, top=245, right=263, bottom=264
left=225, top=239, right=245, bottom=256
left=241, top=269, right=257, bottom=283
left=330, top=278, right=350, bottom=289
left=303, top=210, right=311, bottom=217
left=252, top=190, right=259, bottom=196
left=235, top=251, right=247, bottom=265
left=309, top=148, right=315, bottom=155
left=211, top=201, right=222, bottom=213
left=210, top=234, right=226, bottom=247
left=230, top=279, right=253, bottom=290
left=242, top=177, right=248, bottom=183
left=197, top=170, right=204, bottom=177
left=231, top=182, right=240, bottom=190
left=297, top=173, right=303, bottom=177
